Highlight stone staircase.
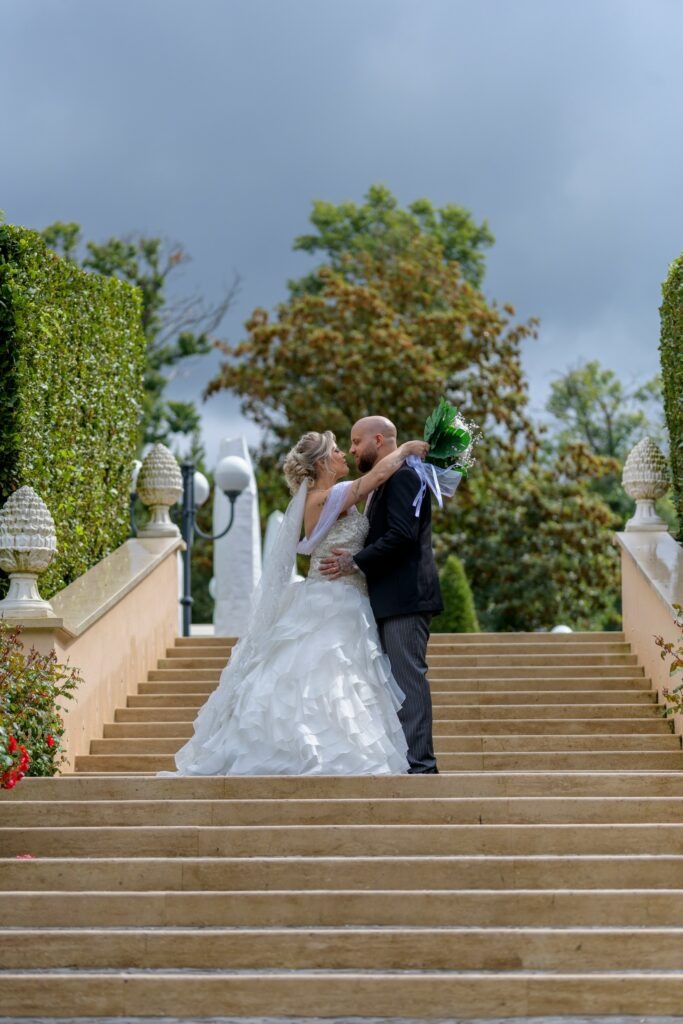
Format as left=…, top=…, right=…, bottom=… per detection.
left=3, top=630, right=683, bottom=1017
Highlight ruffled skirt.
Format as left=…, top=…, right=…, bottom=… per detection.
left=162, top=579, right=409, bottom=776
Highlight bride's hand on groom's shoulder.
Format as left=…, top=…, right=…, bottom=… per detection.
left=400, top=440, right=429, bottom=460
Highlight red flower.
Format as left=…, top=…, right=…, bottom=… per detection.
left=8, top=736, right=17, bottom=754
left=15, top=854, right=34, bottom=859
left=46, top=735, right=54, bottom=748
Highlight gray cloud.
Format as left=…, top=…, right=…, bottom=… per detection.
left=3, top=0, right=682, bottom=462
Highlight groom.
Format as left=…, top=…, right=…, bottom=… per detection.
left=320, top=416, right=443, bottom=774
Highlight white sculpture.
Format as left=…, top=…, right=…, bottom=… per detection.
left=212, top=437, right=262, bottom=637
left=136, top=443, right=182, bottom=537
left=622, top=437, right=670, bottom=532
left=0, top=486, right=58, bottom=617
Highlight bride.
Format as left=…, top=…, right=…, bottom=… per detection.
left=165, top=430, right=429, bottom=776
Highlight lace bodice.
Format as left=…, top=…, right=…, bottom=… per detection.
left=306, top=506, right=369, bottom=594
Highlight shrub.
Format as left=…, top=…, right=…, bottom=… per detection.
left=0, top=621, right=81, bottom=784
left=660, top=255, right=683, bottom=539
left=0, top=225, right=145, bottom=598
left=431, top=554, right=480, bottom=633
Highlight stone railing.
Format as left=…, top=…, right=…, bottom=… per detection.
left=0, top=445, right=184, bottom=770
left=617, top=437, right=683, bottom=735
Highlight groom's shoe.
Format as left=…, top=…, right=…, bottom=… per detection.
left=408, top=766, right=439, bottom=774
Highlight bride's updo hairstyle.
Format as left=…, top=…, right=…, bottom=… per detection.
left=283, top=430, right=336, bottom=495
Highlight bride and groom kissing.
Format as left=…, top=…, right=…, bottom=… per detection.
left=164, top=415, right=444, bottom=778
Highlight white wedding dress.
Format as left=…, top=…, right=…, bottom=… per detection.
left=164, top=482, right=409, bottom=776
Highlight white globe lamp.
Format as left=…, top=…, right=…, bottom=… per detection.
left=193, top=471, right=211, bottom=508
left=215, top=455, right=251, bottom=499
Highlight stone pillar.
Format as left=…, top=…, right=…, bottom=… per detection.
left=212, top=436, right=262, bottom=637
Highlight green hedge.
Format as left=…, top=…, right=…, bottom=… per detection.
left=660, top=253, right=683, bottom=539
left=0, top=225, right=145, bottom=597
left=431, top=554, right=480, bottom=633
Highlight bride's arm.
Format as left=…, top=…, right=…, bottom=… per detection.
left=339, top=440, right=429, bottom=513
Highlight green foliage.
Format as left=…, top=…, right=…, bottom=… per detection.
left=208, top=200, right=620, bottom=631
left=431, top=555, right=480, bottom=633
left=41, top=221, right=238, bottom=456
left=423, top=397, right=474, bottom=471
left=0, top=224, right=145, bottom=597
left=190, top=490, right=215, bottom=624
left=547, top=360, right=663, bottom=459
left=208, top=235, right=538, bottom=520
left=0, top=622, right=82, bottom=782
left=660, top=255, right=683, bottom=539
left=437, top=444, right=622, bottom=632
left=545, top=360, right=665, bottom=526
left=291, top=184, right=494, bottom=292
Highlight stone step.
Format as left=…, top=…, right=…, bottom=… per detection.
left=2, top=968, right=683, bottom=1018
left=5, top=925, right=683, bottom=971
left=6, top=795, right=683, bottom=828
left=73, top=750, right=683, bottom=773
left=6, top=853, right=683, bottom=892
left=124, top=691, right=657, bottom=710
left=428, top=666, right=645, bottom=679
left=172, top=631, right=626, bottom=646
left=166, top=641, right=634, bottom=659
left=113, top=703, right=666, bottom=722
left=429, top=652, right=639, bottom=665
left=3, top=887, right=683, bottom=928
left=136, top=677, right=653, bottom=695
left=102, top=717, right=675, bottom=738
left=147, top=665, right=645, bottom=681
left=7, top=822, right=683, bottom=858
left=87, top=734, right=682, bottom=756
left=13, top=771, right=683, bottom=800
left=157, top=655, right=638, bottom=671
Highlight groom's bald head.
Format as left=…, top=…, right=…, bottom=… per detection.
left=350, top=415, right=398, bottom=472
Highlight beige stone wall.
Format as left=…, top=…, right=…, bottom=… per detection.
left=618, top=532, right=683, bottom=735
left=5, top=538, right=182, bottom=771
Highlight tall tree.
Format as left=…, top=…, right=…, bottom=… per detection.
left=41, top=221, right=239, bottom=457
left=290, top=184, right=494, bottom=294
left=545, top=360, right=666, bottom=524
left=207, top=226, right=619, bottom=631
left=546, top=360, right=662, bottom=459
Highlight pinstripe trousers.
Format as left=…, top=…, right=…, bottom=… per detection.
left=377, top=613, right=437, bottom=774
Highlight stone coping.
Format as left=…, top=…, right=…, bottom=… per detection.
left=5, top=536, right=184, bottom=639
left=616, top=531, right=683, bottom=617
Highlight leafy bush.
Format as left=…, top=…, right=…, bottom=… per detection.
left=431, top=554, right=480, bottom=633
left=0, top=622, right=81, bottom=785
left=0, top=224, right=145, bottom=598
left=660, top=255, right=683, bottom=539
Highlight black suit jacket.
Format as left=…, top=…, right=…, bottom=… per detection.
left=353, top=465, right=443, bottom=621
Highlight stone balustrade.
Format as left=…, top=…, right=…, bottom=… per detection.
left=618, top=436, right=683, bottom=735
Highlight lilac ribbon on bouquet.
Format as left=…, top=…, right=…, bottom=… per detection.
left=405, top=455, right=463, bottom=517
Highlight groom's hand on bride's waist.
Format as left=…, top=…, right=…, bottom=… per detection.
left=319, top=549, right=359, bottom=580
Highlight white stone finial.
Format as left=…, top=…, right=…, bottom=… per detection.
left=622, top=437, right=670, bottom=532
left=136, top=443, right=182, bottom=537
left=0, top=486, right=58, bottom=617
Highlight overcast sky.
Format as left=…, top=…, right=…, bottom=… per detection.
left=4, top=0, right=682, bottom=465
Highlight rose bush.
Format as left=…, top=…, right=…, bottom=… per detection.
left=0, top=621, right=81, bottom=785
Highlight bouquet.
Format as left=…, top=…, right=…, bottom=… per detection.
left=407, top=398, right=480, bottom=515
left=424, top=397, right=478, bottom=477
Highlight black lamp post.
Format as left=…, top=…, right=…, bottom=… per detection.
left=130, top=453, right=250, bottom=638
